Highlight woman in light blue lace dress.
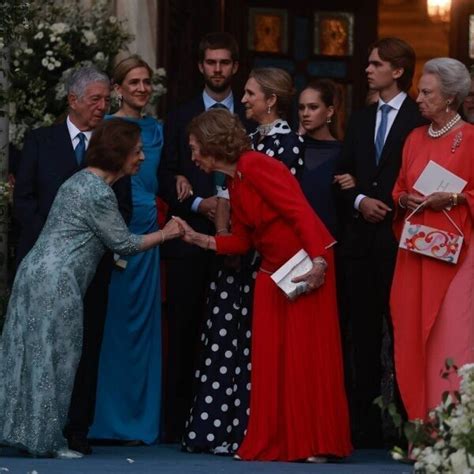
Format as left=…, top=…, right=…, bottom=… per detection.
left=0, top=120, right=182, bottom=458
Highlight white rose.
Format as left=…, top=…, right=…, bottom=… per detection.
left=46, top=50, right=53, bottom=56
left=82, top=30, right=97, bottom=46
left=13, top=60, right=20, bottom=67
left=34, top=31, right=44, bottom=40
left=94, top=51, right=105, bottom=61
left=156, top=67, right=166, bottom=77
left=41, top=58, right=48, bottom=67
left=47, top=63, right=55, bottom=71
left=108, top=16, right=117, bottom=24
left=25, top=48, right=33, bottom=55
left=51, top=22, right=68, bottom=35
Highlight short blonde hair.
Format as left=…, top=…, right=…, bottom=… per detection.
left=188, top=109, right=251, bottom=163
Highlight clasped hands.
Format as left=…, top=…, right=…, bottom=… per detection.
left=399, top=191, right=456, bottom=212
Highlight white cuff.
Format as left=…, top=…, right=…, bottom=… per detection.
left=191, top=196, right=204, bottom=213
left=354, top=194, right=367, bottom=211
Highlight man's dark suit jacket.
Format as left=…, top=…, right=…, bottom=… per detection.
left=338, top=96, right=426, bottom=257
left=14, top=121, right=131, bottom=263
left=160, top=94, right=254, bottom=258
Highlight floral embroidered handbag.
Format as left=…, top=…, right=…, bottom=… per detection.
left=399, top=203, right=464, bottom=264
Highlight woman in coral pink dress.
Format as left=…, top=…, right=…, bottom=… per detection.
left=391, top=58, right=474, bottom=421
left=175, top=108, right=352, bottom=462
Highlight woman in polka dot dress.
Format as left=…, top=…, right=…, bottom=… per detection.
left=182, top=68, right=304, bottom=454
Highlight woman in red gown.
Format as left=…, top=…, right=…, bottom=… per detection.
left=175, top=108, right=352, bottom=462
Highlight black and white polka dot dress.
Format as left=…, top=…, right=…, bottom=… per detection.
left=182, top=119, right=305, bottom=455
left=182, top=255, right=256, bottom=454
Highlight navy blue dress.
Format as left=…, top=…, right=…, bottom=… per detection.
left=300, top=136, right=342, bottom=238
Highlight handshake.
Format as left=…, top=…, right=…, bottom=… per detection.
left=160, top=216, right=213, bottom=250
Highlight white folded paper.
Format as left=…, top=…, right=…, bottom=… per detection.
left=270, top=249, right=312, bottom=300
left=413, top=160, right=467, bottom=196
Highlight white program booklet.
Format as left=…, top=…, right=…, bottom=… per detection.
left=413, top=160, right=467, bottom=196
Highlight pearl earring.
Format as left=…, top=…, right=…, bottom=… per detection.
left=326, top=117, right=332, bottom=124
left=267, top=106, right=272, bottom=114
left=446, top=100, right=451, bottom=113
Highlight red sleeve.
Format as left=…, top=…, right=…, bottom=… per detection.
left=241, top=152, right=335, bottom=259
left=215, top=212, right=253, bottom=255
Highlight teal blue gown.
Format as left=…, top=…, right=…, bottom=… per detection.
left=0, top=170, right=143, bottom=455
left=90, top=116, right=163, bottom=443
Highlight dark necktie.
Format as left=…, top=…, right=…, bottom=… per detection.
left=375, top=104, right=392, bottom=164
left=209, top=103, right=228, bottom=188
left=74, top=132, right=86, bottom=167
left=211, top=102, right=228, bottom=110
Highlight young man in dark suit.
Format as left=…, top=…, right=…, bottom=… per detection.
left=13, top=66, right=132, bottom=455
left=335, top=37, right=426, bottom=448
left=161, top=32, right=253, bottom=442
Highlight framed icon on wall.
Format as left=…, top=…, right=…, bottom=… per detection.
left=248, top=7, right=288, bottom=54
left=313, top=11, right=354, bottom=56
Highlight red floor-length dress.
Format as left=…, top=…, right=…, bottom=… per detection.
left=215, top=151, right=352, bottom=461
left=391, top=124, right=474, bottom=420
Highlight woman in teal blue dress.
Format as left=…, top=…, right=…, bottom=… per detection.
left=90, top=56, right=191, bottom=444
left=0, top=119, right=183, bottom=458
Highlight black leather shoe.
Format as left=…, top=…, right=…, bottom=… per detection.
left=67, top=435, right=93, bottom=455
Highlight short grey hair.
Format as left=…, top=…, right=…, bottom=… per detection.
left=66, top=66, right=110, bottom=99
left=423, top=58, right=471, bottom=109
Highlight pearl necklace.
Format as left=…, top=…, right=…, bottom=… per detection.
left=428, top=113, right=461, bottom=138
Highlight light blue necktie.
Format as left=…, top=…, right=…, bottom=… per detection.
left=210, top=103, right=228, bottom=187
left=375, top=104, right=392, bottom=164
left=74, top=132, right=86, bottom=167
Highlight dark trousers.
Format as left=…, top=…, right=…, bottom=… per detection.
left=64, top=253, right=113, bottom=439
left=341, top=250, right=397, bottom=447
left=163, top=252, right=212, bottom=442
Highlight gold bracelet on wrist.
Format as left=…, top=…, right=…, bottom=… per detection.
left=451, top=193, right=458, bottom=207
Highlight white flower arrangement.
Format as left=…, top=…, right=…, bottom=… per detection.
left=391, top=361, right=474, bottom=473
left=6, top=0, right=134, bottom=147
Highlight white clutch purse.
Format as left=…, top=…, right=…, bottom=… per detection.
left=271, top=249, right=312, bottom=300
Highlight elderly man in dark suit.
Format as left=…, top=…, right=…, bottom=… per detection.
left=161, top=32, right=253, bottom=442
left=13, top=66, right=131, bottom=455
left=335, top=37, right=426, bottom=448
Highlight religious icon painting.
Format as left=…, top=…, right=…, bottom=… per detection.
left=313, top=11, right=354, bottom=56
left=248, top=7, right=288, bottom=54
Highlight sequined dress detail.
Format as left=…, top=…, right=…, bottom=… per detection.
left=0, top=170, right=143, bottom=455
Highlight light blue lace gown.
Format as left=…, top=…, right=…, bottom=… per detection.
left=0, top=170, right=143, bottom=456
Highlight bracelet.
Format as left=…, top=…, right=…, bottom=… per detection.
left=451, top=193, right=458, bottom=207
left=398, top=195, right=406, bottom=209
left=159, top=230, right=165, bottom=244
left=206, top=235, right=211, bottom=250
left=216, top=228, right=228, bottom=235
left=312, top=256, right=328, bottom=270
